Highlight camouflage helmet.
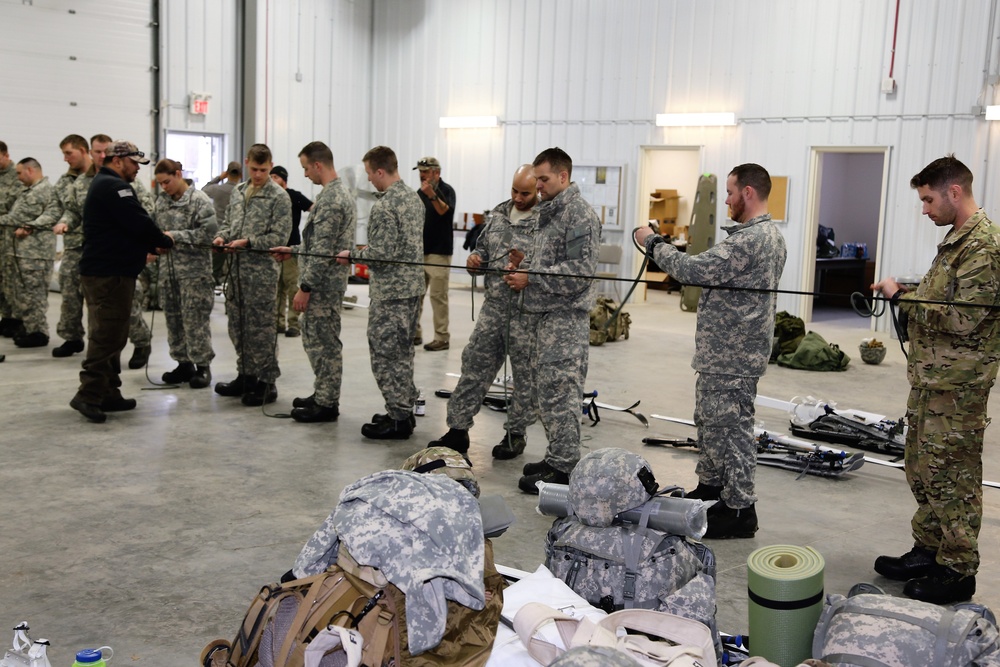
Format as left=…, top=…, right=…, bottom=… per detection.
left=400, top=446, right=480, bottom=498
left=568, top=448, right=657, bottom=527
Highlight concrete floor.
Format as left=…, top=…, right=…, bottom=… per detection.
left=1, top=285, right=998, bottom=665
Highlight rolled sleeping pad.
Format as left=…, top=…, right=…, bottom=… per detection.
left=747, top=545, right=825, bottom=667
left=535, top=482, right=709, bottom=539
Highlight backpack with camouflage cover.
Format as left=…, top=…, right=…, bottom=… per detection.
left=589, top=297, right=631, bottom=346
left=812, top=584, right=1000, bottom=667
left=543, top=449, right=721, bottom=662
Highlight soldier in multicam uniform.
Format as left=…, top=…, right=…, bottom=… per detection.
left=872, top=156, right=1000, bottom=605
left=152, top=158, right=217, bottom=389
left=0, top=141, right=24, bottom=339
left=213, top=143, right=292, bottom=406
left=429, top=164, right=539, bottom=458
left=636, top=163, right=787, bottom=539
left=271, top=141, right=356, bottom=423
left=50, top=135, right=93, bottom=358
left=337, top=146, right=424, bottom=440
left=504, top=148, right=601, bottom=493
left=3, top=158, right=55, bottom=348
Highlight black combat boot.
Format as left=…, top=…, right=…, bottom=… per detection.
left=372, top=412, right=417, bottom=428
left=162, top=362, right=195, bottom=384
left=293, top=394, right=316, bottom=408
left=361, top=417, right=413, bottom=440
left=518, top=461, right=570, bottom=494
left=128, top=345, right=151, bottom=369
left=903, top=565, right=976, bottom=605
left=189, top=366, right=212, bottom=389
left=215, top=374, right=254, bottom=397
left=292, top=402, right=339, bottom=423
left=101, top=395, right=137, bottom=412
left=428, top=428, right=470, bottom=453
left=874, top=545, right=937, bottom=581
left=492, top=431, right=527, bottom=460
left=241, top=380, right=278, bottom=406
left=14, top=331, right=49, bottom=348
left=703, top=501, right=758, bottom=539
left=52, top=339, right=85, bottom=357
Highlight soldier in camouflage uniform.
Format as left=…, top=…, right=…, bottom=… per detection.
left=152, top=159, right=217, bottom=389
left=50, top=135, right=93, bottom=358
left=3, top=158, right=56, bottom=348
left=505, top=149, right=601, bottom=493
left=213, top=144, right=292, bottom=406
left=337, top=146, right=423, bottom=439
left=125, top=174, right=157, bottom=369
left=0, top=141, right=24, bottom=337
left=636, top=163, right=787, bottom=539
left=272, top=142, right=356, bottom=423
left=872, top=156, right=1000, bottom=605
left=429, top=165, right=539, bottom=457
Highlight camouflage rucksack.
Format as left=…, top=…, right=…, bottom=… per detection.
left=543, top=449, right=721, bottom=662
left=589, top=297, right=631, bottom=346
left=812, top=585, right=1000, bottom=666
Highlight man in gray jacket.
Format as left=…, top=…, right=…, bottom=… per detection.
left=636, top=163, right=787, bottom=539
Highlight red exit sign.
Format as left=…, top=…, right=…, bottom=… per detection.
left=190, top=95, right=210, bottom=115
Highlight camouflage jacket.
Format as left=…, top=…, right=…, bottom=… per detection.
left=154, top=187, right=217, bottom=281
left=0, top=163, right=20, bottom=216
left=475, top=199, right=538, bottom=301
left=218, top=178, right=292, bottom=274
left=900, top=210, right=1000, bottom=390
left=356, top=179, right=424, bottom=301
left=68, top=166, right=99, bottom=250
left=646, top=213, right=787, bottom=376
left=300, top=177, right=356, bottom=294
left=520, top=183, right=601, bottom=313
left=36, top=171, right=79, bottom=231
left=133, top=176, right=156, bottom=216
left=5, top=177, right=56, bottom=261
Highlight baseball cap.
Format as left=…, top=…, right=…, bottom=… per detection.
left=270, top=165, right=289, bottom=181
left=413, top=157, right=441, bottom=171
left=106, top=141, right=150, bottom=164
left=226, top=161, right=242, bottom=176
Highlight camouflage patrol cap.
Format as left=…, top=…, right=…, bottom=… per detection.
left=568, top=447, right=657, bottom=527
left=400, top=446, right=480, bottom=498
left=105, top=141, right=150, bottom=164
left=413, top=157, right=441, bottom=170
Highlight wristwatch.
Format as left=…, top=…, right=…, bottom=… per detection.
left=300, top=283, right=312, bottom=293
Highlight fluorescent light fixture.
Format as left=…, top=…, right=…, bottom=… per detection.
left=655, top=112, right=736, bottom=127
left=987, top=106, right=1000, bottom=120
left=439, top=115, right=499, bottom=129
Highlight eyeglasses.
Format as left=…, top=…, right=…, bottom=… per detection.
left=124, top=151, right=145, bottom=159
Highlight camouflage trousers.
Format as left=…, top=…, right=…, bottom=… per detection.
left=694, top=372, right=759, bottom=509
left=527, top=309, right=589, bottom=474
left=13, top=259, right=51, bottom=336
left=0, top=236, right=12, bottom=318
left=302, top=290, right=344, bottom=408
left=447, top=297, right=535, bottom=434
left=128, top=268, right=151, bottom=347
left=905, top=386, right=989, bottom=576
left=368, top=296, right=419, bottom=420
left=57, top=246, right=85, bottom=342
left=159, top=272, right=215, bottom=367
left=224, top=256, right=281, bottom=382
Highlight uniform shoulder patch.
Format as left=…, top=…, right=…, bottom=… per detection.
left=118, top=189, right=134, bottom=198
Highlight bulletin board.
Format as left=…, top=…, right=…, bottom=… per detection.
left=575, top=165, right=624, bottom=227
left=768, top=176, right=789, bottom=222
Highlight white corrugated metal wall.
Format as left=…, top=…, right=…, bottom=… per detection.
left=368, top=0, right=1000, bottom=319
left=0, top=0, right=155, bottom=179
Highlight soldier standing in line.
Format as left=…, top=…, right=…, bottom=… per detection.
left=203, top=161, right=242, bottom=286
left=871, top=156, right=1000, bottom=605
left=429, top=164, right=539, bottom=458
left=504, top=148, right=601, bottom=493
left=271, top=141, right=356, bottom=423
left=152, top=158, right=217, bottom=389
left=269, top=164, right=313, bottom=338
left=50, top=134, right=93, bottom=358
left=635, top=163, right=787, bottom=539
left=0, top=141, right=24, bottom=338
left=4, top=158, right=55, bottom=348
left=125, top=158, right=158, bottom=370
left=336, top=146, right=423, bottom=440
left=213, top=143, right=292, bottom=407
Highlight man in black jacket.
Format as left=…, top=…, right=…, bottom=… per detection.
left=70, top=141, right=174, bottom=423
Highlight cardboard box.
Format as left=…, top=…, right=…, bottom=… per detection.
left=649, top=189, right=680, bottom=221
